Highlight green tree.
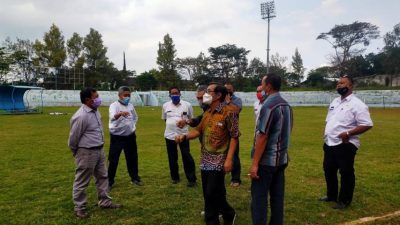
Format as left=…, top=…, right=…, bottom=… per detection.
left=135, top=70, right=158, bottom=91
left=304, top=66, right=335, bottom=88
left=269, top=52, right=288, bottom=84
left=67, top=32, right=85, bottom=68
left=384, top=23, right=400, bottom=49
left=5, top=38, right=37, bottom=84
left=382, top=23, right=400, bottom=80
left=83, top=28, right=108, bottom=69
left=0, top=47, right=12, bottom=83
left=42, top=24, right=66, bottom=67
left=246, top=57, right=267, bottom=87
left=156, top=34, right=180, bottom=89
left=289, top=48, right=305, bottom=86
left=317, top=21, right=380, bottom=73
left=208, top=44, right=250, bottom=83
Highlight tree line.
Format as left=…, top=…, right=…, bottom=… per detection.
left=1, top=21, right=399, bottom=91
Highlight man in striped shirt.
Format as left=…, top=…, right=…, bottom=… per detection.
left=250, top=74, right=293, bottom=225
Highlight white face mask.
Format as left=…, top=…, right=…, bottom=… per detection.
left=202, top=93, right=213, bottom=105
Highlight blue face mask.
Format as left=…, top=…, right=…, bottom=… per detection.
left=170, top=95, right=180, bottom=105
left=119, top=97, right=130, bottom=105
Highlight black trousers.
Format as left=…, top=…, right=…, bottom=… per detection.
left=323, top=143, right=357, bottom=205
left=251, top=164, right=286, bottom=225
left=201, top=170, right=235, bottom=225
left=231, top=140, right=241, bottom=183
left=165, top=138, right=196, bottom=182
left=108, top=132, right=139, bottom=186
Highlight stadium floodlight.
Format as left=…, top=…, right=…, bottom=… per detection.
left=261, top=1, right=276, bottom=73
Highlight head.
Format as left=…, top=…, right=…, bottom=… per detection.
left=336, top=75, right=353, bottom=97
left=256, top=85, right=263, bottom=101
left=224, top=82, right=234, bottom=97
left=262, top=73, right=281, bottom=95
left=169, top=86, right=181, bottom=105
left=203, top=82, right=227, bottom=105
left=118, top=86, right=131, bottom=105
left=80, top=87, right=100, bottom=110
left=196, top=85, right=207, bottom=105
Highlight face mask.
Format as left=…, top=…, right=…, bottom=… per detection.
left=120, top=97, right=130, bottom=105
left=337, top=87, right=349, bottom=96
left=170, top=95, right=180, bottom=105
left=256, top=92, right=263, bottom=101
left=92, top=97, right=102, bottom=109
left=202, top=93, right=212, bottom=105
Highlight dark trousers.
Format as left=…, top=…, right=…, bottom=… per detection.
left=231, top=140, right=241, bottom=183
left=323, top=143, right=357, bottom=205
left=165, top=138, right=196, bottom=182
left=201, top=170, right=235, bottom=225
left=251, top=164, right=286, bottom=225
left=108, top=132, right=139, bottom=186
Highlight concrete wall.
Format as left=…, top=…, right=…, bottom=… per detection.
left=25, top=89, right=400, bottom=108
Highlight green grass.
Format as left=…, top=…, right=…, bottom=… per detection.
left=0, top=106, right=399, bottom=225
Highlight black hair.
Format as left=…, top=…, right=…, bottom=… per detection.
left=264, top=73, right=281, bottom=91
left=196, top=85, right=208, bottom=92
left=214, top=85, right=227, bottom=102
left=168, top=86, right=180, bottom=94
left=340, top=74, right=354, bottom=85
left=80, top=87, right=97, bottom=104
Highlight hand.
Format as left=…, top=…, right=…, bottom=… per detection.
left=224, top=159, right=233, bottom=173
left=120, top=111, right=130, bottom=117
left=176, top=120, right=187, bottom=129
left=338, top=131, right=350, bottom=143
left=175, top=135, right=185, bottom=143
left=249, top=164, right=259, bottom=180
left=225, top=95, right=231, bottom=104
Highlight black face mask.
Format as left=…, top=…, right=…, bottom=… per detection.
left=337, top=87, right=349, bottom=96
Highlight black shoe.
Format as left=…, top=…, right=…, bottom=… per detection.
left=131, top=179, right=143, bottom=186
left=172, top=179, right=180, bottom=184
left=332, top=202, right=349, bottom=210
left=224, top=213, right=236, bottom=225
left=318, top=196, right=336, bottom=202
left=187, top=181, right=197, bottom=187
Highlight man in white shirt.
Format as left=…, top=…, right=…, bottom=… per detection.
left=319, top=75, right=373, bottom=209
left=253, top=85, right=265, bottom=123
left=108, top=86, right=142, bottom=189
left=162, top=87, right=197, bottom=187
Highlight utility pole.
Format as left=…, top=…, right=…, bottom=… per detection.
left=261, top=1, right=276, bottom=73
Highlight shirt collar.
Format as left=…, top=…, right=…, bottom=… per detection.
left=82, top=104, right=95, bottom=113
left=340, top=93, right=353, bottom=103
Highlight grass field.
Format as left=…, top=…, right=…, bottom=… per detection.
left=0, top=106, right=399, bottom=225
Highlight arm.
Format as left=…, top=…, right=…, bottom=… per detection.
left=250, top=132, right=268, bottom=179
left=224, top=137, right=238, bottom=173
left=68, top=115, right=86, bottom=155
left=338, top=105, right=373, bottom=143
left=188, top=114, right=203, bottom=127
left=175, top=129, right=201, bottom=143
left=132, top=105, right=138, bottom=124
left=223, top=110, right=240, bottom=173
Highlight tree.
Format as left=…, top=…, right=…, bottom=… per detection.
left=42, top=24, right=66, bottom=67
left=384, top=23, right=400, bottom=49
left=5, top=38, right=37, bottom=84
left=208, top=44, right=250, bottom=83
left=83, top=28, right=108, bottom=69
left=191, top=52, right=213, bottom=85
left=156, top=34, right=180, bottom=89
left=246, top=57, right=267, bottom=87
left=289, top=48, right=305, bottom=86
left=0, top=47, right=12, bottom=83
left=135, top=70, right=158, bottom=91
left=382, top=23, right=400, bottom=80
left=269, top=52, right=288, bottom=84
left=317, top=21, right=380, bottom=73
left=67, top=32, right=85, bottom=68
left=304, top=66, right=335, bottom=88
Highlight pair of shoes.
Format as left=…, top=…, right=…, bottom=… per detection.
left=224, top=213, right=236, bottom=225
left=230, top=182, right=240, bottom=188
left=131, top=179, right=143, bottom=186
left=172, top=179, right=180, bottom=184
left=318, top=196, right=336, bottom=202
left=332, top=202, right=349, bottom=210
left=187, top=181, right=197, bottom=187
left=99, top=203, right=123, bottom=209
left=75, top=210, right=88, bottom=219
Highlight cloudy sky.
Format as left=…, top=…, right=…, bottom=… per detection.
left=0, top=0, right=399, bottom=75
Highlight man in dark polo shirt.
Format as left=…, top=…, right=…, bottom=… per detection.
left=250, top=74, right=293, bottom=225
left=68, top=87, right=121, bottom=218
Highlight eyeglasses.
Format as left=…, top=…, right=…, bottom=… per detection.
left=206, top=89, right=215, bottom=93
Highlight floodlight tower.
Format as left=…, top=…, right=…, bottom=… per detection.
left=261, top=1, right=276, bottom=73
